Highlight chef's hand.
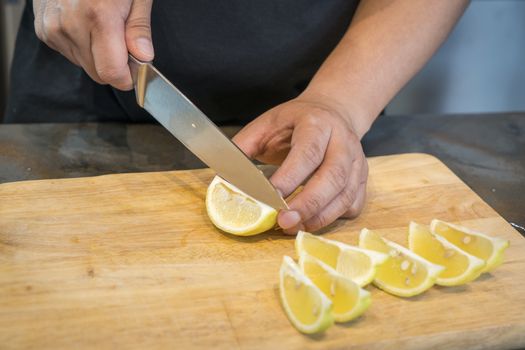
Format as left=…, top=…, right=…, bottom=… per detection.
left=233, top=94, right=368, bottom=234
left=33, top=0, right=153, bottom=90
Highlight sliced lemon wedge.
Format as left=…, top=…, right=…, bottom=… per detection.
left=205, top=175, right=277, bottom=236
left=299, top=252, right=371, bottom=323
left=408, top=222, right=485, bottom=286
left=359, top=228, right=444, bottom=297
left=430, top=219, right=509, bottom=273
left=279, top=256, right=334, bottom=334
left=295, top=231, right=388, bottom=286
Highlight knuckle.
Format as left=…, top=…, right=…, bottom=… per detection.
left=36, top=5, right=76, bottom=44
left=85, top=3, right=107, bottom=26
left=306, top=215, right=325, bottom=232
left=302, top=141, right=324, bottom=167
left=96, top=66, right=127, bottom=84
left=303, top=109, right=331, bottom=127
left=302, top=194, right=324, bottom=218
left=59, top=17, right=77, bottom=37
left=326, top=164, right=348, bottom=190
left=34, top=24, right=45, bottom=40
left=275, top=172, right=298, bottom=195
left=340, top=188, right=357, bottom=210
left=303, top=113, right=321, bottom=126
left=345, top=204, right=363, bottom=219
left=318, top=106, right=337, bottom=118
left=127, top=18, right=151, bottom=32
left=42, top=18, right=63, bottom=39
left=316, top=108, right=334, bottom=120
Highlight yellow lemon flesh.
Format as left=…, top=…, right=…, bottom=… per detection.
left=359, top=228, right=444, bottom=297
left=205, top=176, right=277, bottom=236
left=431, top=219, right=509, bottom=273
left=279, top=256, right=334, bottom=334
left=408, top=222, right=485, bottom=286
left=295, top=231, right=388, bottom=287
left=299, top=252, right=371, bottom=323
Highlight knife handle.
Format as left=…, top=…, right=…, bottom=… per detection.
left=128, top=54, right=150, bottom=107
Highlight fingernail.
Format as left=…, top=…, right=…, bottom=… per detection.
left=279, top=210, right=301, bottom=230
left=136, top=37, right=154, bottom=59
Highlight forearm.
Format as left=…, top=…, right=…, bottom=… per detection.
left=302, top=0, right=470, bottom=138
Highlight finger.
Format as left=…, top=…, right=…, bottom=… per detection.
left=58, top=16, right=105, bottom=84
left=342, top=160, right=368, bottom=219
left=280, top=180, right=366, bottom=235
left=35, top=1, right=104, bottom=82
left=33, top=0, right=47, bottom=42
left=36, top=2, right=71, bottom=59
left=46, top=37, right=81, bottom=67
left=344, top=181, right=367, bottom=219
left=278, top=130, right=359, bottom=230
left=126, top=0, right=154, bottom=61
left=75, top=42, right=105, bottom=85
left=232, top=119, right=266, bottom=159
left=233, top=118, right=294, bottom=166
left=270, top=116, right=331, bottom=198
left=281, top=221, right=305, bottom=236
left=304, top=176, right=367, bottom=232
left=90, top=15, right=133, bottom=90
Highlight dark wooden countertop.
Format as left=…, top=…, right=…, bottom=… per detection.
left=1, top=112, right=524, bottom=234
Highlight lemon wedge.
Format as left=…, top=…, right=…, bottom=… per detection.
left=430, top=219, right=509, bottom=273
left=295, top=231, right=388, bottom=286
left=408, top=222, right=485, bottom=286
left=299, top=252, right=371, bottom=323
left=205, top=175, right=277, bottom=236
left=279, top=256, right=334, bottom=334
left=359, top=228, right=444, bottom=297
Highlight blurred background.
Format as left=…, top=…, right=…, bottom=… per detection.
left=1, top=0, right=524, bottom=120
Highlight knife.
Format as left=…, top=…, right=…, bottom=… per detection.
left=128, top=54, right=288, bottom=210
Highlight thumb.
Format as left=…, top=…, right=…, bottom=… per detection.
left=125, top=0, right=154, bottom=61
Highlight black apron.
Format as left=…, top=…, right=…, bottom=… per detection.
left=5, top=0, right=359, bottom=125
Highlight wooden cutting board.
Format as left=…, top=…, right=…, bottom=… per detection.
left=1, top=153, right=524, bottom=350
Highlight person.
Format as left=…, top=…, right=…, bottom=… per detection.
left=5, top=0, right=469, bottom=234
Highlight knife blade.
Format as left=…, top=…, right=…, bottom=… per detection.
left=128, top=54, right=288, bottom=210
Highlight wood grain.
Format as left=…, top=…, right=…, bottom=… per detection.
left=1, top=153, right=524, bottom=350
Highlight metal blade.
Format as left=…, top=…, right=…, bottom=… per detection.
left=128, top=55, right=288, bottom=210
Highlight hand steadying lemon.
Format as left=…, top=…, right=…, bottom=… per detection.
left=232, top=96, right=368, bottom=234
left=206, top=97, right=367, bottom=236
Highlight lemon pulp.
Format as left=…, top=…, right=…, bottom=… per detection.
left=299, top=252, right=371, bottom=322
left=211, top=183, right=262, bottom=226
left=431, top=219, right=509, bottom=272
left=296, top=231, right=388, bottom=286
left=206, top=176, right=277, bottom=236
left=279, top=256, right=334, bottom=334
left=409, top=222, right=485, bottom=286
left=359, top=228, right=444, bottom=297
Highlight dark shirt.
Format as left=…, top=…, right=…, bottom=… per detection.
left=5, top=0, right=358, bottom=125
